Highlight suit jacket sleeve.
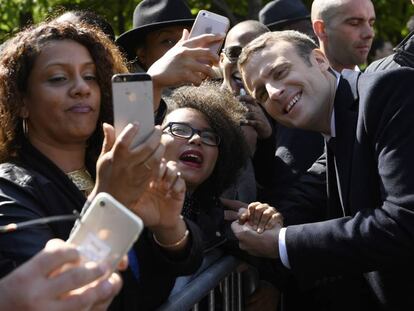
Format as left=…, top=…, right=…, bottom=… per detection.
left=284, top=68, right=414, bottom=281
left=277, top=152, right=328, bottom=226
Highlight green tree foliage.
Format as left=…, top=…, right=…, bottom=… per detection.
left=1, top=0, right=413, bottom=45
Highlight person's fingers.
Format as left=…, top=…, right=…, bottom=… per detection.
left=117, top=256, right=128, bottom=271
left=47, top=262, right=108, bottom=296
left=162, top=160, right=179, bottom=190
left=247, top=202, right=262, bottom=226
left=35, top=240, right=80, bottom=276
left=87, top=273, right=123, bottom=311
left=169, top=172, right=186, bottom=200
left=129, top=126, right=161, bottom=157
left=60, top=273, right=120, bottom=311
left=114, top=122, right=141, bottom=151
left=238, top=95, right=256, bottom=105
left=238, top=208, right=249, bottom=225
left=180, top=28, right=190, bottom=41
left=257, top=208, right=274, bottom=233
left=224, top=210, right=239, bottom=221
left=231, top=220, right=243, bottom=239
left=242, top=120, right=259, bottom=129
left=265, top=212, right=284, bottom=230
left=181, top=59, right=217, bottom=81
left=184, top=47, right=220, bottom=67
left=100, top=123, right=116, bottom=155
left=138, top=137, right=165, bottom=177
left=220, top=198, right=248, bottom=211
left=157, top=158, right=168, bottom=182
left=183, top=33, right=225, bottom=48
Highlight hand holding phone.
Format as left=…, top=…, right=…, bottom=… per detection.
left=112, top=73, right=154, bottom=149
left=67, top=192, right=143, bottom=270
left=188, top=10, right=230, bottom=55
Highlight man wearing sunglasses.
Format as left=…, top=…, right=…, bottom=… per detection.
left=219, top=20, right=324, bottom=206
left=218, top=20, right=273, bottom=205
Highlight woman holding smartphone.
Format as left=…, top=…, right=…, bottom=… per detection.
left=0, top=20, right=205, bottom=310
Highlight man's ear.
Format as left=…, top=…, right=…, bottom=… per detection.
left=312, top=20, right=327, bottom=42
left=219, top=52, right=225, bottom=67
left=312, top=49, right=330, bottom=71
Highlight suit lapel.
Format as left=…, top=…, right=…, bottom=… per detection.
left=332, top=70, right=360, bottom=214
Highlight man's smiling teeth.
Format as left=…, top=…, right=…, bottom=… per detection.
left=286, top=93, right=301, bottom=113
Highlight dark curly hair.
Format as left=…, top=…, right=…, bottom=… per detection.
left=165, top=80, right=249, bottom=196
left=0, top=20, right=128, bottom=164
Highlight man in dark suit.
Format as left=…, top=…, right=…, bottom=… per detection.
left=365, top=0, right=414, bottom=72
left=232, top=30, right=414, bottom=310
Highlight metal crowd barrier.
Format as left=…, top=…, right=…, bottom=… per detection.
left=157, top=255, right=257, bottom=311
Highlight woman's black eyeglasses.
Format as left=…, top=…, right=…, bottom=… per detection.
left=163, top=122, right=221, bottom=146
left=222, top=45, right=243, bottom=63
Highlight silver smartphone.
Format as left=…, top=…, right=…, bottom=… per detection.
left=112, top=73, right=154, bottom=149
left=67, top=192, right=144, bottom=270
left=189, top=10, right=230, bottom=55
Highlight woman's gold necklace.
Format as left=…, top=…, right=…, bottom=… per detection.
left=66, top=168, right=94, bottom=197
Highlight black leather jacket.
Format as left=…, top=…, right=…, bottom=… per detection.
left=0, top=140, right=204, bottom=310
left=366, top=31, right=414, bottom=72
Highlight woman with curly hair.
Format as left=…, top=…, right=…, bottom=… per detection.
left=162, top=81, right=282, bottom=310
left=0, top=19, right=206, bottom=310
left=163, top=81, right=269, bottom=250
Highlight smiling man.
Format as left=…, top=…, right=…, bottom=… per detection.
left=311, top=0, right=376, bottom=72
left=233, top=30, right=414, bottom=310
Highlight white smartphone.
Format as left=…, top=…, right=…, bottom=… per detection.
left=67, top=192, right=144, bottom=270
left=189, top=10, right=230, bottom=55
left=112, top=73, right=154, bottom=149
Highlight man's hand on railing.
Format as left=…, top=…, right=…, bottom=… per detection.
left=231, top=220, right=282, bottom=258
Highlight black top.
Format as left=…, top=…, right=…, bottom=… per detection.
left=0, top=139, right=204, bottom=310
left=365, top=31, right=414, bottom=72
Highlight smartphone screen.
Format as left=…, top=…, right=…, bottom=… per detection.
left=67, top=192, right=143, bottom=270
left=112, top=73, right=154, bottom=148
left=189, top=10, right=230, bottom=55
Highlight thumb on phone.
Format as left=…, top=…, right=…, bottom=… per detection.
left=101, top=123, right=116, bottom=155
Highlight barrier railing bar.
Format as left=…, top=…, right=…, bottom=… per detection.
left=157, top=256, right=241, bottom=311
left=208, top=289, right=215, bottom=311
left=223, top=276, right=230, bottom=311
left=237, top=272, right=243, bottom=311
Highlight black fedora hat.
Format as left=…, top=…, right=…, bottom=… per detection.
left=259, top=0, right=310, bottom=31
left=116, top=0, right=194, bottom=60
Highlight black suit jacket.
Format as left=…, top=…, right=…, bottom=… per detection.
left=279, top=68, right=414, bottom=310
left=366, top=31, right=414, bottom=72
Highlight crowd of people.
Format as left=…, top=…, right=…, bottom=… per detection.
left=0, top=0, right=413, bottom=310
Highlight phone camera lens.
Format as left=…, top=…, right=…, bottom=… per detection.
left=99, top=201, right=105, bottom=207
left=202, top=12, right=206, bottom=16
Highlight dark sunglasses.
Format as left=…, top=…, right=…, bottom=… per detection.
left=222, top=45, right=243, bottom=63
left=163, top=122, right=221, bottom=146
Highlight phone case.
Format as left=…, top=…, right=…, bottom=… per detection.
left=189, top=10, right=230, bottom=54
left=112, top=73, right=154, bottom=148
left=67, top=192, right=144, bottom=270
